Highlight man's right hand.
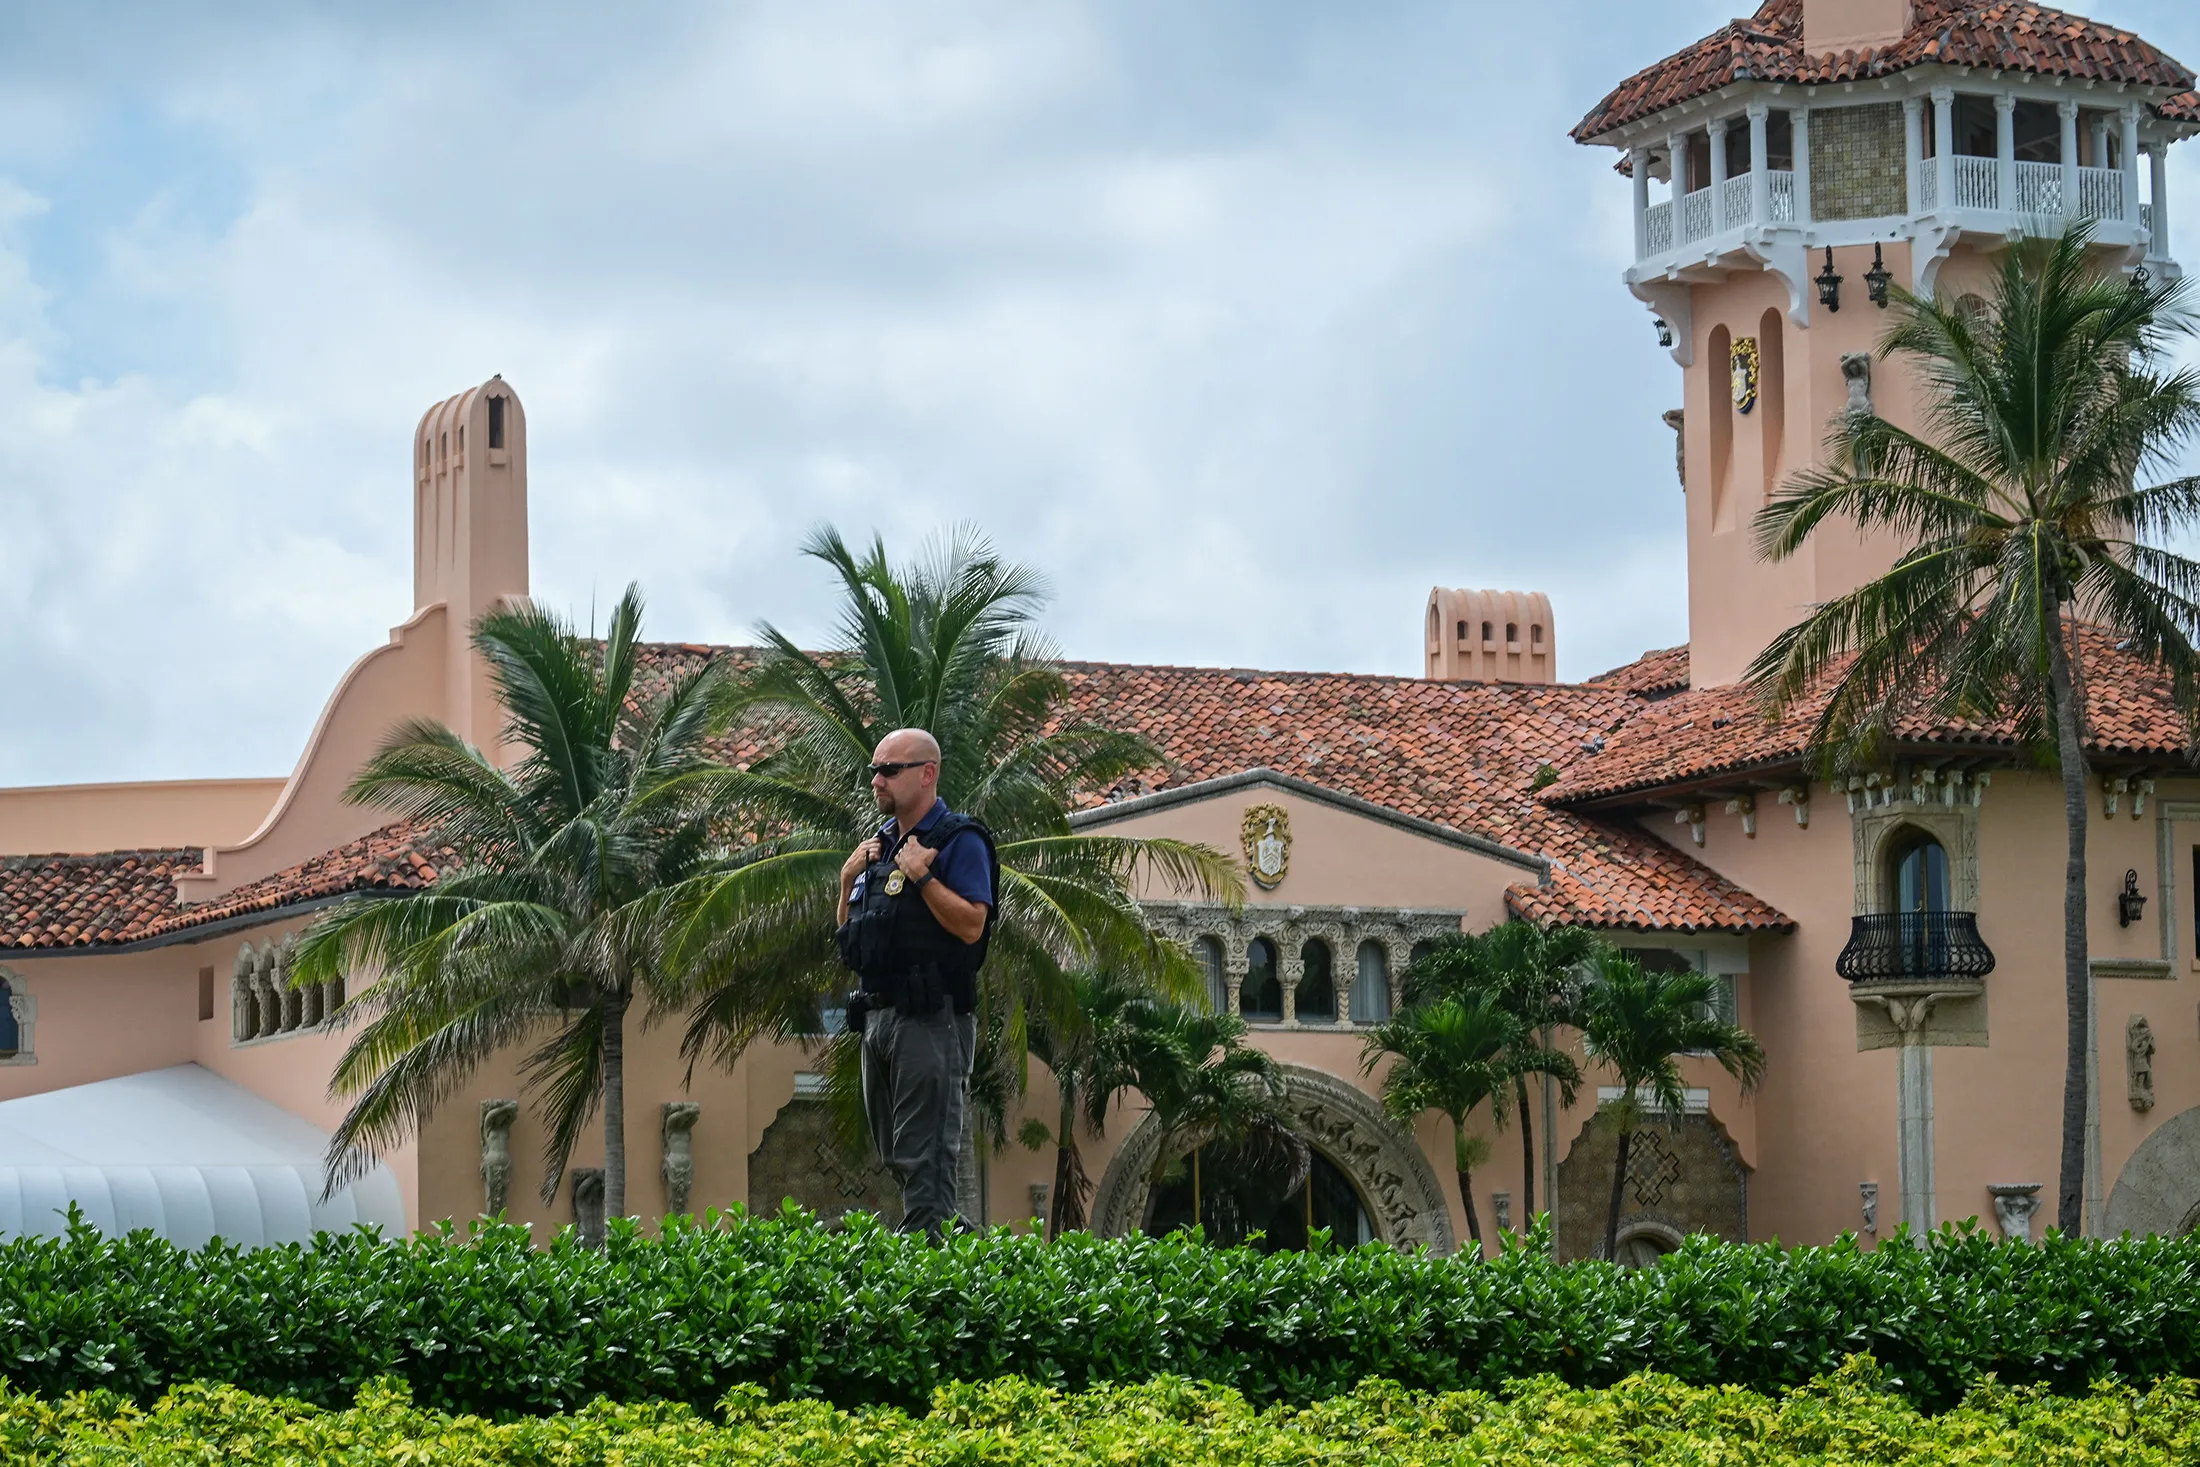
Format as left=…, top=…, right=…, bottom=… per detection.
left=841, top=838, right=883, bottom=887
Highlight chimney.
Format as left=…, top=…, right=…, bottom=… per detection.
left=1424, top=589, right=1556, bottom=684
left=413, top=376, right=529, bottom=752
left=1802, top=0, right=1911, bottom=57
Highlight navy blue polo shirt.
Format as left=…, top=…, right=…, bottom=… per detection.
left=851, top=799, right=993, bottom=909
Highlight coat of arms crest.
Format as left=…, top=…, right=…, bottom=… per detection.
left=1240, top=803, right=1290, bottom=890
left=1730, top=335, right=1760, bottom=415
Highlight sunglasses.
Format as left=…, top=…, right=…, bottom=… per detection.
left=867, top=759, right=937, bottom=779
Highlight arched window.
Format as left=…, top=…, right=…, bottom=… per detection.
left=1757, top=307, right=1785, bottom=503
left=1241, top=937, right=1282, bottom=1020
left=1352, top=942, right=1392, bottom=1023
left=1298, top=939, right=1335, bottom=1024
left=1480, top=621, right=1493, bottom=641
left=0, top=970, right=31, bottom=1065
left=1505, top=622, right=1518, bottom=644
left=1196, top=936, right=1228, bottom=1014
left=1455, top=620, right=1467, bottom=641
left=1886, top=830, right=1950, bottom=913
left=1708, top=323, right=1734, bottom=527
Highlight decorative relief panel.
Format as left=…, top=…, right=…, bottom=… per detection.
left=746, top=1098, right=898, bottom=1227
left=1138, top=903, right=1464, bottom=1029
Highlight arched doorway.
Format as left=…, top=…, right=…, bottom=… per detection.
left=1145, top=1144, right=1374, bottom=1250
left=1086, top=1064, right=1456, bottom=1253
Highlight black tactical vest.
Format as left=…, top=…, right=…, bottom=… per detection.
left=836, top=811, right=998, bottom=1008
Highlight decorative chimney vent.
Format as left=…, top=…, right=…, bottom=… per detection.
left=1424, top=589, right=1556, bottom=684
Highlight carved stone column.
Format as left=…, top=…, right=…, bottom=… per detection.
left=480, top=1099, right=519, bottom=1217
left=255, top=947, right=283, bottom=1038
left=232, top=946, right=257, bottom=1043
left=278, top=939, right=304, bottom=1032
left=1279, top=954, right=1304, bottom=1026
left=572, top=1168, right=607, bottom=1248
left=661, top=1102, right=701, bottom=1216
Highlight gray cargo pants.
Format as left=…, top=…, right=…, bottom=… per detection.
left=860, top=1004, right=977, bottom=1237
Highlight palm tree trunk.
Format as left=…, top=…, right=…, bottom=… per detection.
left=603, top=988, right=631, bottom=1221
left=1605, top=1123, right=1632, bottom=1261
left=2048, top=620, right=2091, bottom=1236
left=1514, top=1076, right=1535, bottom=1222
left=1050, top=1090, right=1078, bottom=1239
left=1453, top=1119, right=1483, bottom=1249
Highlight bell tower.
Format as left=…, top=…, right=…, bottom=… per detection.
left=1574, top=0, right=2193, bottom=687
left=413, top=376, right=528, bottom=752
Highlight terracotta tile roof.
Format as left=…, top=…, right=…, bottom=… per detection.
left=1588, top=644, right=1690, bottom=699
left=1573, top=0, right=2198, bottom=142
left=0, top=824, right=451, bottom=953
left=1549, top=624, right=2199, bottom=804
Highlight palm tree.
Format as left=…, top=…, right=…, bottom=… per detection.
left=1576, top=951, right=1765, bottom=1262
left=292, top=587, right=732, bottom=1219
left=1020, top=967, right=1165, bottom=1237
left=657, top=527, right=1240, bottom=1202
left=1362, top=986, right=1576, bottom=1250
left=1127, top=1003, right=1304, bottom=1234
left=1404, top=923, right=1598, bottom=1223
left=1747, top=222, right=2200, bottom=1233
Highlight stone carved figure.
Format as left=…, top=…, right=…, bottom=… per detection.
left=1493, top=1191, right=1512, bottom=1233
left=2128, top=1015, right=2156, bottom=1111
left=572, top=1168, right=607, bottom=1248
left=1859, top=1181, right=1879, bottom=1234
left=1662, top=409, right=1685, bottom=488
left=661, top=1101, right=702, bottom=1216
left=480, top=1099, right=519, bottom=1216
left=1840, top=352, right=1873, bottom=418
left=1988, top=1183, right=2044, bottom=1243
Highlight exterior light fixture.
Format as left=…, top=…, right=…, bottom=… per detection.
left=1654, top=317, right=1674, bottom=348
left=2134, top=265, right=2152, bottom=292
left=1816, top=247, right=1842, bottom=312
left=2118, top=868, right=2148, bottom=928
left=1864, top=243, right=1892, bottom=308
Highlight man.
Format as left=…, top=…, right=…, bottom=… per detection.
left=836, top=728, right=997, bottom=1238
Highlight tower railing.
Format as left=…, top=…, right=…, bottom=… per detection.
left=1768, top=170, right=1797, bottom=223
left=1952, top=156, right=1999, bottom=210
left=1680, top=186, right=1713, bottom=243
left=2015, top=160, right=2062, bottom=215
left=1721, top=173, right=1752, bottom=231
left=1645, top=199, right=1674, bottom=253
left=2077, top=166, right=2124, bottom=220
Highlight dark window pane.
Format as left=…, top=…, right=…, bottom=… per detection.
left=1242, top=938, right=1281, bottom=1019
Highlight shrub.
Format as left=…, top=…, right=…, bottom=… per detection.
left=6, top=1206, right=2200, bottom=1416
left=5, top=1360, right=2200, bottom=1464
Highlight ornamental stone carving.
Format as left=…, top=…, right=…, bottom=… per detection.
left=1840, top=351, right=1873, bottom=418
left=1241, top=804, right=1291, bottom=890
left=233, top=939, right=344, bottom=1044
left=572, top=1167, right=606, bottom=1248
left=1988, top=1182, right=2043, bottom=1243
left=480, top=1099, right=519, bottom=1217
left=1086, top=1063, right=1455, bottom=1255
left=1859, top=1181, right=1879, bottom=1234
left=2129, top=1015, right=2156, bottom=1111
left=661, top=1101, right=702, bottom=1216
left=1661, top=409, right=1685, bottom=488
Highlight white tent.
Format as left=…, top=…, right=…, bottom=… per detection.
left=0, top=1064, right=405, bottom=1249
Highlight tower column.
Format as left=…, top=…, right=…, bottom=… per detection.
left=1932, top=88, right=1956, bottom=214
left=1793, top=108, right=1812, bottom=224
left=1994, top=94, right=2016, bottom=213
left=1748, top=104, right=1770, bottom=226
left=2121, top=104, right=2142, bottom=224
left=1669, top=130, right=1692, bottom=239
left=1902, top=97, right=1923, bottom=214
left=1708, top=117, right=1730, bottom=230
left=2090, top=113, right=2109, bottom=169
left=2150, top=142, right=2170, bottom=259
left=2058, top=101, right=2080, bottom=219
left=1631, top=146, right=1651, bottom=257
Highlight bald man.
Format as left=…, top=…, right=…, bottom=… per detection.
left=836, top=728, right=997, bottom=1238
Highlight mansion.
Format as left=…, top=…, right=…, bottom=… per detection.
left=3, top=0, right=2200, bottom=1258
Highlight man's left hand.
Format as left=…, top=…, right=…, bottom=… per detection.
left=893, top=840, right=938, bottom=883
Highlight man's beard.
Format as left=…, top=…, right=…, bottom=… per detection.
left=873, top=788, right=895, bottom=815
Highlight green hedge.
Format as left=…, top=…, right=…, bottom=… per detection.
left=7, top=1361, right=2200, bottom=1464
left=8, top=1206, right=2200, bottom=1417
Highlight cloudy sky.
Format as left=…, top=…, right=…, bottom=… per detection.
left=1, top=1, right=2196, bottom=785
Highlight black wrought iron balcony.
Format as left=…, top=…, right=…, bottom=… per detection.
left=1835, top=911, right=1996, bottom=984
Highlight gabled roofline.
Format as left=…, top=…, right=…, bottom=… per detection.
left=1070, top=767, right=1552, bottom=882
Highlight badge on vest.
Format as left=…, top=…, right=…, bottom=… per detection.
left=884, top=870, right=907, bottom=895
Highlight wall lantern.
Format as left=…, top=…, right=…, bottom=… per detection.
left=1654, top=317, right=1674, bottom=348
left=1864, top=243, right=1892, bottom=308
left=2118, top=868, right=2148, bottom=928
left=1816, top=247, right=1843, bottom=313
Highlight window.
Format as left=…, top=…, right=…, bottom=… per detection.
left=1505, top=622, right=1518, bottom=644
left=1887, top=831, right=1950, bottom=913
left=1298, top=939, right=1335, bottom=1024
left=1352, top=942, right=1392, bottom=1023
left=197, top=966, right=215, bottom=1022
left=1242, top=937, right=1282, bottom=1020
left=1530, top=624, right=1544, bottom=646
left=0, top=970, right=32, bottom=1065
left=1197, top=936, right=1228, bottom=1013
left=1455, top=620, right=1467, bottom=641
left=488, top=395, right=506, bottom=449
left=233, top=940, right=343, bottom=1043
left=1481, top=621, right=1493, bottom=641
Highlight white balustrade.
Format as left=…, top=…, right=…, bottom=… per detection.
left=1721, top=173, right=1753, bottom=230
left=1680, top=186, right=1713, bottom=243
left=2014, top=160, right=2062, bottom=215
left=2077, top=166, right=2123, bottom=221
left=1644, top=199, right=1674, bottom=254
left=1920, top=167, right=1939, bottom=211
left=2141, top=202, right=2154, bottom=237
left=1768, top=169, right=1796, bottom=223
left=1952, top=155, right=1999, bottom=210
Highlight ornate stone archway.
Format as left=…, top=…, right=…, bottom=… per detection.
left=1087, top=1064, right=1456, bottom=1254
left=2104, top=1103, right=2200, bottom=1237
